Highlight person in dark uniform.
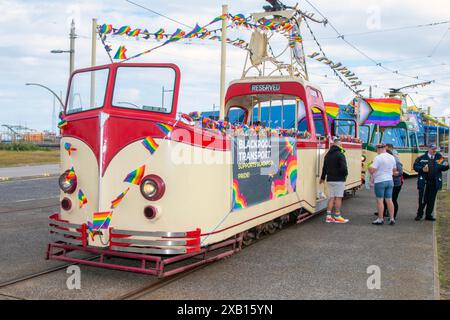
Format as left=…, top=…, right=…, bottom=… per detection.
left=413, top=144, right=449, bottom=221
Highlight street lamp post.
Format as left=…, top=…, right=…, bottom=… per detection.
left=25, top=83, right=65, bottom=110
left=51, top=19, right=76, bottom=75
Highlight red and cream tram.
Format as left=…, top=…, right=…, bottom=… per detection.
left=47, top=63, right=362, bottom=276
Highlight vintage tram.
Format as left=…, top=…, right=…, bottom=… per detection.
left=46, top=7, right=363, bottom=276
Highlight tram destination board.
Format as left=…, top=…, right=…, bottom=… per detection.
left=231, top=135, right=297, bottom=211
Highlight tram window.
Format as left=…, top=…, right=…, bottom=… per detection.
left=409, top=132, right=418, bottom=149
left=359, top=126, right=370, bottom=144
left=67, top=68, right=109, bottom=114
left=382, top=128, right=408, bottom=148
left=312, top=107, right=326, bottom=137
left=335, top=120, right=356, bottom=137
left=227, top=107, right=246, bottom=124
left=250, top=98, right=305, bottom=129
left=112, top=67, right=176, bottom=114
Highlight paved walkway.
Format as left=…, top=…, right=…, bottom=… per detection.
left=138, top=178, right=438, bottom=300
left=0, top=164, right=59, bottom=180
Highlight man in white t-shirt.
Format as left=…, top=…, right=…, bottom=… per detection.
left=369, top=144, right=398, bottom=225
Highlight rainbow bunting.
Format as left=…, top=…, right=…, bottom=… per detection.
left=58, top=120, right=68, bottom=129
left=163, top=28, right=185, bottom=45
left=99, top=24, right=113, bottom=34
left=110, top=188, right=130, bottom=209
left=78, top=189, right=87, bottom=208
left=124, top=165, right=145, bottom=185
left=92, top=212, right=112, bottom=229
left=365, top=98, right=402, bottom=127
left=114, top=46, right=127, bottom=60
left=184, top=24, right=204, bottom=39
left=64, top=142, right=77, bottom=156
left=324, top=102, right=340, bottom=120
left=208, top=14, right=229, bottom=25
left=142, top=136, right=159, bottom=155
left=232, top=179, right=247, bottom=210
left=156, top=123, right=174, bottom=135
left=114, top=26, right=131, bottom=35
left=128, top=28, right=141, bottom=37
left=154, top=28, right=165, bottom=39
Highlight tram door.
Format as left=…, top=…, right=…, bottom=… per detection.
left=312, top=107, right=329, bottom=212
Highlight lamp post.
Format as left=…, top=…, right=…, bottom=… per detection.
left=25, top=83, right=65, bottom=110
left=51, top=19, right=76, bottom=75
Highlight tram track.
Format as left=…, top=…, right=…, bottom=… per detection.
left=116, top=216, right=302, bottom=300
left=0, top=255, right=100, bottom=291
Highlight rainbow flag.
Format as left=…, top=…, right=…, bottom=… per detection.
left=324, top=102, right=340, bottom=120
left=208, top=14, right=229, bottom=25
left=232, top=180, right=247, bottom=210
left=124, top=165, right=145, bottom=185
left=92, top=212, right=112, bottom=229
left=78, top=189, right=87, bottom=208
left=185, top=24, right=204, bottom=39
left=114, top=46, right=127, bottom=60
left=157, top=123, right=174, bottom=135
left=58, top=120, right=68, bottom=129
left=128, top=28, right=141, bottom=37
left=365, top=98, right=401, bottom=127
left=66, top=167, right=76, bottom=182
left=163, top=29, right=185, bottom=45
left=114, top=26, right=131, bottom=35
left=64, top=142, right=77, bottom=156
left=110, top=188, right=130, bottom=209
left=99, top=24, right=113, bottom=34
left=142, top=136, right=159, bottom=155
left=154, top=28, right=165, bottom=39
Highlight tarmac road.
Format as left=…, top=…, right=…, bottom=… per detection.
left=0, top=177, right=438, bottom=300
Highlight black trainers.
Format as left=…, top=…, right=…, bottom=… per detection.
left=415, top=216, right=423, bottom=221
left=389, top=219, right=396, bottom=226
left=425, top=216, right=436, bottom=221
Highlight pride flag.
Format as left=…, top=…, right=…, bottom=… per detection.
left=163, top=29, right=185, bottom=45
left=114, top=46, right=127, bottom=60
left=124, top=165, right=145, bottom=185
left=184, top=24, right=204, bottom=39
left=92, top=212, right=112, bottom=229
left=154, top=28, right=165, bottom=39
left=64, top=142, right=77, bottom=156
left=142, top=136, right=159, bottom=155
left=324, top=102, right=340, bottom=120
left=128, top=28, right=141, bottom=37
left=157, top=123, right=174, bottom=135
left=365, top=98, right=401, bottom=127
left=78, top=189, right=87, bottom=208
left=114, top=26, right=131, bottom=35
left=110, top=188, right=130, bottom=209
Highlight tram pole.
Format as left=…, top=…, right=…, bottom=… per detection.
left=219, top=4, right=228, bottom=121
left=90, top=18, right=97, bottom=108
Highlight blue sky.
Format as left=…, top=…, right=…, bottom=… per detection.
left=1, top=0, right=449, bottom=131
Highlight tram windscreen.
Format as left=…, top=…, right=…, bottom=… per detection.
left=67, top=68, right=109, bottom=114
left=112, top=66, right=176, bottom=114
left=382, top=128, right=408, bottom=148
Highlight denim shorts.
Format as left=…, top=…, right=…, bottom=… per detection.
left=374, top=180, right=394, bottom=199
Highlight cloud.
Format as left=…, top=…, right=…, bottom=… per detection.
left=0, top=0, right=449, bottom=131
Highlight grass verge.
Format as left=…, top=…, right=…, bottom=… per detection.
left=437, top=187, right=450, bottom=300
left=0, top=150, right=59, bottom=167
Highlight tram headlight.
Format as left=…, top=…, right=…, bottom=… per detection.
left=140, top=175, right=165, bottom=201
left=59, top=170, right=77, bottom=194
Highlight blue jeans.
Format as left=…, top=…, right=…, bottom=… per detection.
left=374, top=181, right=394, bottom=199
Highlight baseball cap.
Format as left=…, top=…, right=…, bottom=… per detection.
left=428, top=144, right=438, bottom=150
left=376, top=143, right=387, bottom=149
